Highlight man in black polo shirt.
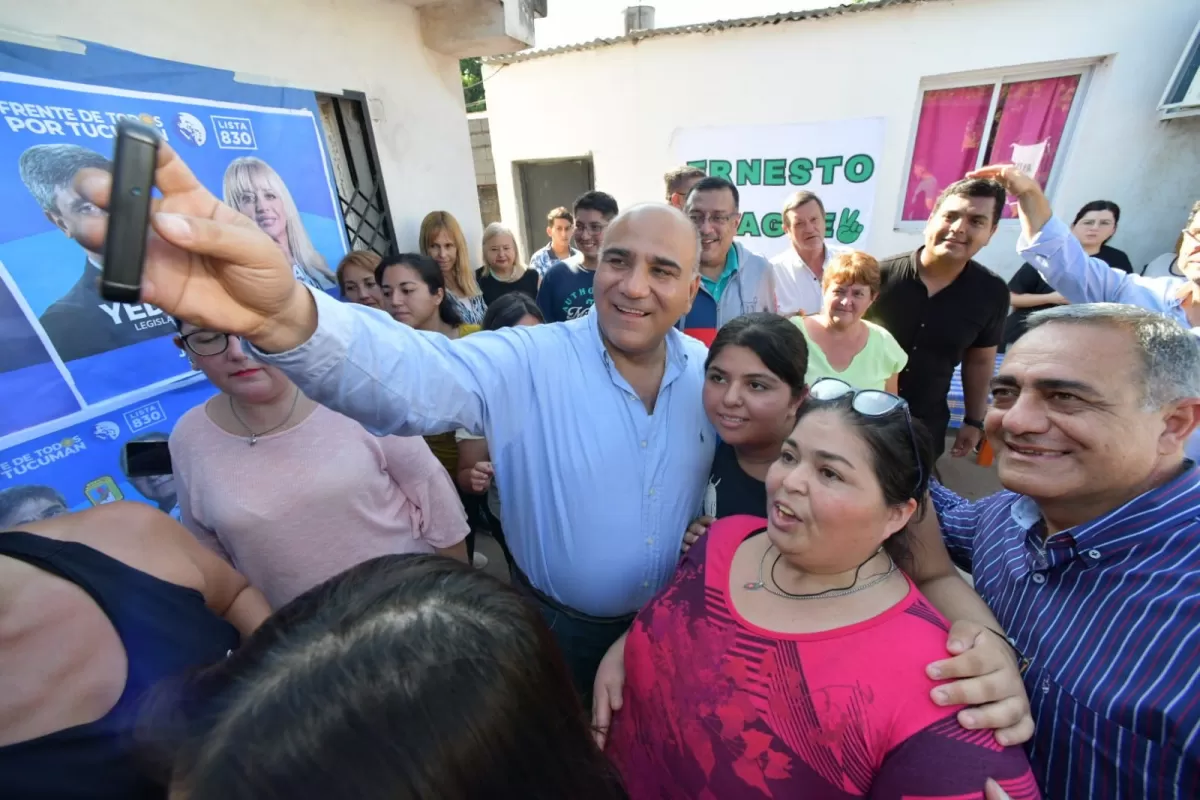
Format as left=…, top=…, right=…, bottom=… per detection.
left=866, top=178, right=1009, bottom=459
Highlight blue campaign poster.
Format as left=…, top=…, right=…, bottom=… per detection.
left=0, top=72, right=346, bottom=407
left=0, top=45, right=350, bottom=523
left=0, top=268, right=82, bottom=436
left=0, top=377, right=218, bottom=527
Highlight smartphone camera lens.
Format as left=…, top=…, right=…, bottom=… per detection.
left=131, top=187, right=143, bottom=196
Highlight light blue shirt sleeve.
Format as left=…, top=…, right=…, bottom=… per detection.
left=245, top=287, right=535, bottom=439
left=1019, top=216, right=1187, bottom=319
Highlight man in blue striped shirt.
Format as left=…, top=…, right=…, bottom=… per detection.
left=930, top=303, right=1200, bottom=798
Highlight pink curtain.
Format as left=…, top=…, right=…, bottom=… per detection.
left=985, top=75, right=1081, bottom=218
left=902, top=85, right=993, bottom=221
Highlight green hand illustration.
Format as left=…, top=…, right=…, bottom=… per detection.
left=836, top=209, right=864, bottom=244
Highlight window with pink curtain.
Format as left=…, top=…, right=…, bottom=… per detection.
left=903, top=73, right=1083, bottom=222
left=985, top=75, right=1081, bottom=218
left=902, top=85, right=993, bottom=221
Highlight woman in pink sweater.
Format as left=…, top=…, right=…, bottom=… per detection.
left=169, top=320, right=469, bottom=609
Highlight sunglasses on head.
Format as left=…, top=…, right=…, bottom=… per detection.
left=806, top=378, right=925, bottom=494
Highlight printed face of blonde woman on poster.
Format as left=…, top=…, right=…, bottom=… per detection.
left=222, top=157, right=336, bottom=291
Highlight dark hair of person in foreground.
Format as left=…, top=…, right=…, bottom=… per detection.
left=146, top=554, right=628, bottom=800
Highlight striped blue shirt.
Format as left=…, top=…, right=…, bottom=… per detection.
left=931, top=466, right=1200, bottom=799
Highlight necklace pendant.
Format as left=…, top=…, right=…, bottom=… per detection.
left=744, top=580, right=765, bottom=591
left=248, top=435, right=257, bottom=446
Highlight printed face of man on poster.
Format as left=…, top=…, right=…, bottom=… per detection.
left=18, top=143, right=176, bottom=363
left=20, top=143, right=109, bottom=263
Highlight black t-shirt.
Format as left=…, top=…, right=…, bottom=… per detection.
left=536, top=259, right=596, bottom=323
left=1002, top=245, right=1134, bottom=348
left=1002, top=262, right=1058, bottom=348
left=1098, top=244, right=1134, bottom=274
left=476, top=267, right=540, bottom=306
left=865, top=249, right=1008, bottom=438
left=702, top=442, right=767, bottom=521
left=38, top=261, right=176, bottom=362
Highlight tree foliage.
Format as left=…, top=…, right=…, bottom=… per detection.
left=461, top=57, right=485, bottom=112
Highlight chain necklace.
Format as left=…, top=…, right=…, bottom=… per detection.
left=228, top=388, right=301, bottom=446
left=745, top=544, right=896, bottom=600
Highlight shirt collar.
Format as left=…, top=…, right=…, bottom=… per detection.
left=1009, top=461, right=1200, bottom=559
left=700, top=245, right=740, bottom=295
left=586, top=306, right=691, bottom=382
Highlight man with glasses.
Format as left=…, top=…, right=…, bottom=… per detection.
left=681, top=176, right=775, bottom=345
left=976, top=164, right=1200, bottom=459
left=536, top=191, right=618, bottom=323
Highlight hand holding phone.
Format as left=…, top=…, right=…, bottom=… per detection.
left=100, top=120, right=161, bottom=303
left=75, top=139, right=306, bottom=348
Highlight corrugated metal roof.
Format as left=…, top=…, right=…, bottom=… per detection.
left=486, top=0, right=948, bottom=65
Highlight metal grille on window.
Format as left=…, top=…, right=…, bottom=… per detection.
left=316, top=94, right=394, bottom=257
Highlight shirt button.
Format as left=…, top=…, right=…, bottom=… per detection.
left=1032, top=573, right=1047, bottom=584
left=1041, top=678, right=1051, bottom=694
left=642, top=581, right=650, bottom=588
left=1087, top=549, right=1101, bottom=560
left=641, top=440, right=647, bottom=448
left=648, top=488, right=655, bottom=496
left=645, top=537, right=654, bottom=545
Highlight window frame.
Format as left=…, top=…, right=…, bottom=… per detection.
left=894, top=58, right=1100, bottom=232
left=1159, top=19, right=1200, bottom=120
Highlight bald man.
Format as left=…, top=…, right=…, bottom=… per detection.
left=77, top=144, right=1035, bottom=725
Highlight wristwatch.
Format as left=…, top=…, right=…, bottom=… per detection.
left=963, top=417, right=985, bottom=431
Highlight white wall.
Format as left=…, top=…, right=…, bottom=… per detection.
left=0, top=0, right=484, bottom=254
left=486, top=0, right=1200, bottom=276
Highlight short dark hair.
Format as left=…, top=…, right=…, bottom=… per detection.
left=664, top=165, right=706, bottom=199
left=792, top=398, right=934, bottom=570
left=930, top=178, right=1005, bottom=226
left=18, top=144, right=111, bottom=213
left=546, top=206, right=574, bottom=225
left=482, top=292, right=543, bottom=330
left=1073, top=200, right=1121, bottom=227
left=706, top=313, right=808, bottom=397
left=151, top=554, right=629, bottom=800
left=686, top=176, right=740, bottom=211
left=573, top=191, right=619, bottom=220
left=0, top=484, right=68, bottom=528
left=376, top=253, right=464, bottom=328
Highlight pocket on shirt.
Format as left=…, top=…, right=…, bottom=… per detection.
left=1028, top=669, right=1188, bottom=797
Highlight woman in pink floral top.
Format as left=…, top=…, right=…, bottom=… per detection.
left=598, top=380, right=1039, bottom=799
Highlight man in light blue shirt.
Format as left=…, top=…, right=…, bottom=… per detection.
left=75, top=144, right=1042, bottom=727
left=971, top=164, right=1200, bottom=459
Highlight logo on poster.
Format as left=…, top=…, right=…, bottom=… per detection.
left=124, top=401, right=168, bottom=433
left=175, top=112, right=207, bottom=146
left=211, top=115, right=257, bottom=150
left=84, top=476, right=123, bottom=505
left=0, top=437, right=87, bottom=480
left=93, top=421, right=121, bottom=441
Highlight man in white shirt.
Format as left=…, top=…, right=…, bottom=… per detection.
left=770, top=190, right=846, bottom=316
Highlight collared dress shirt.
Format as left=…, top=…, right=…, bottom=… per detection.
left=250, top=288, right=715, bottom=617
left=931, top=467, right=1200, bottom=799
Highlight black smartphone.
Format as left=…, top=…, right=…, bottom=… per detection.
left=123, top=440, right=173, bottom=477
left=100, top=119, right=161, bottom=304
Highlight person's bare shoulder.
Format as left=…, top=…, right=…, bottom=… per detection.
left=23, top=502, right=205, bottom=591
